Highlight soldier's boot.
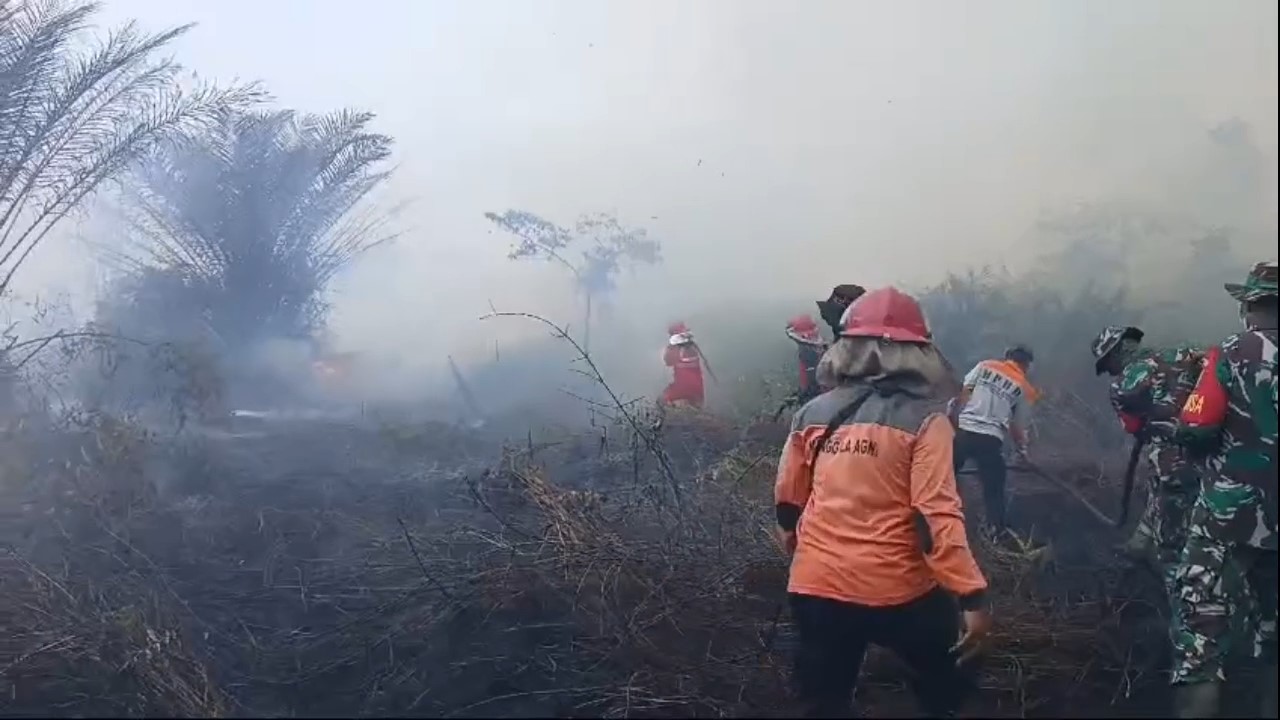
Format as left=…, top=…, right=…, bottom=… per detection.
left=1173, top=681, right=1222, bottom=719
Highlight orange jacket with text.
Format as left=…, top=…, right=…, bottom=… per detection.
left=775, top=383, right=988, bottom=609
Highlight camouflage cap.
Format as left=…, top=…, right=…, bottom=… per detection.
left=1091, top=325, right=1144, bottom=375
left=1225, top=259, right=1278, bottom=303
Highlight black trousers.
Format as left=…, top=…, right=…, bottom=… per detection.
left=789, top=589, right=974, bottom=718
left=952, top=428, right=1008, bottom=531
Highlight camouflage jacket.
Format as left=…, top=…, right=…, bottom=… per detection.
left=1177, top=329, right=1278, bottom=549
left=1110, top=346, right=1206, bottom=445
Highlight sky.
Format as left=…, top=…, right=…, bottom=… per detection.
left=14, top=0, right=1279, bottom=379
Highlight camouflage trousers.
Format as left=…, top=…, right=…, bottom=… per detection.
left=1130, top=445, right=1199, bottom=605
left=1122, top=444, right=1209, bottom=682
left=1172, top=523, right=1277, bottom=685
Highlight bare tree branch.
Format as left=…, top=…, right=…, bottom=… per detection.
left=480, top=308, right=682, bottom=507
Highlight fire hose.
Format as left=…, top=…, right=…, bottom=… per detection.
left=963, top=462, right=1117, bottom=527
left=1116, top=437, right=1146, bottom=527
left=771, top=395, right=801, bottom=423
left=692, top=342, right=719, bottom=384
left=957, top=438, right=1145, bottom=529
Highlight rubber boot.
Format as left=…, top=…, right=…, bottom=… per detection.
left=1173, top=681, right=1222, bottom=719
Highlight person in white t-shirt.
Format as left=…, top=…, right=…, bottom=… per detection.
left=948, top=345, right=1038, bottom=535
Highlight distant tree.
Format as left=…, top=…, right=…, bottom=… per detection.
left=113, top=108, right=395, bottom=351
left=484, top=209, right=661, bottom=351
left=0, top=0, right=256, bottom=296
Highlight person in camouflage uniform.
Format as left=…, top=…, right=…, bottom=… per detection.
left=1170, top=260, right=1278, bottom=718
left=1091, top=325, right=1206, bottom=646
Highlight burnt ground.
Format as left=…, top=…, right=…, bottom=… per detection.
left=0, top=406, right=1243, bottom=718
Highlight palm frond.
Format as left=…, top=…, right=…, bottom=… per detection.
left=0, top=0, right=262, bottom=294
left=120, top=105, right=396, bottom=348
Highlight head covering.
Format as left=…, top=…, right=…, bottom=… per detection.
left=839, top=287, right=931, bottom=344
left=816, top=284, right=866, bottom=336
left=785, top=314, right=823, bottom=345
left=1225, top=260, right=1278, bottom=303
left=817, top=336, right=960, bottom=398
left=1090, top=325, right=1144, bottom=376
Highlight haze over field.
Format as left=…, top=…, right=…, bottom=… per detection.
left=12, top=0, right=1278, bottom=401
left=3, top=4, right=1279, bottom=717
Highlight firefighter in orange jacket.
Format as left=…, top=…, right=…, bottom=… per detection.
left=775, top=287, right=990, bottom=718
left=662, top=321, right=705, bottom=408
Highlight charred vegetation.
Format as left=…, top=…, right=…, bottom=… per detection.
left=1, top=1, right=1275, bottom=717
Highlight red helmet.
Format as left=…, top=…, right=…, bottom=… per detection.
left=786, top=314, right=821, bottom=342
left=840, top=287, right=931, bottom=343
left=667, top=321, right=689, bottom=335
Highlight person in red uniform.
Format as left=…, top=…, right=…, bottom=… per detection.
left=786, top=314, right=828, bottom=403
left=662, top=321, right=705, bottom=408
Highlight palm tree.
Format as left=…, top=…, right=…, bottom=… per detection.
left=0, top=0, right=257, bottom=296
left=114, top=108, right=395, bottom=350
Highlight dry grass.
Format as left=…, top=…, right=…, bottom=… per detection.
left=0, top=405, right=1170, bottom=718
left=0, top=415, right=226, bottom=716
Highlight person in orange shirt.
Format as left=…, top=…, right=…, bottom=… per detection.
left=774, top=287, right=991, bottom=719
